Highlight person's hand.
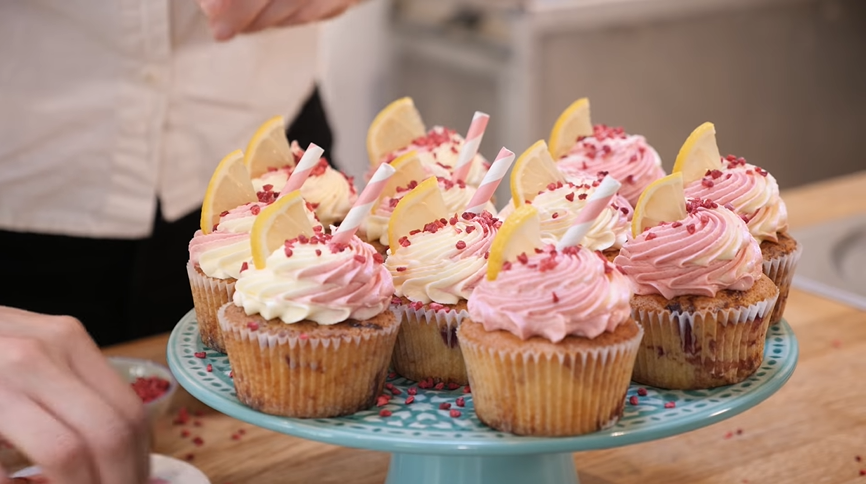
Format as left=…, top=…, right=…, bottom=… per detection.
left=0, top=306, right=149, bottom=484
left=196, top=0, right=359, bottom=41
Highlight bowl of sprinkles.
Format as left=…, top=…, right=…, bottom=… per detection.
left=108, top=357, right=178, bottom=425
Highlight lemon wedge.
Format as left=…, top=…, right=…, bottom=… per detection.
left=549, top=98, right=593, bottom=160
left=244, top=116, right=293, bottom=179
left=510, top=140, right=566, bottom=207
left=487, top=205, right=542, bottom=281
left=388, top=177, right=448, bottom=253
left=377, top=150, right=430, bottom=210
left=250, top=190, right=316, bottom=269
left=631, top=173, right=687, bottom=237
left=366, top=97, right=426, bottom=166
left=200, top=150, right=258, bottom=234
left=671, top=122, right=723, bottom=185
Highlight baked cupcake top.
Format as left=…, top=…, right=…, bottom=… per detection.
left=252, top=142, right=357, bottom=227
left=385, top=210, right=500, bottom=305
left=683, top=155, right=788, bottom=243
left=372, top=127, right=489, bottom=187
left=615, top=198, right=764, bottom=299
left=556, top=125, right=665, bottom=207
left=233, top=228, right=393, bottom=325
left=469, top=244, right=632, bottom=342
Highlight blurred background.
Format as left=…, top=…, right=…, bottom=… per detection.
left=320, top=0, right=866, bottom=200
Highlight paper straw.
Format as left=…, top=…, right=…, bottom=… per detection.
left=465, top=147, right=515, bottom=214
left=453, top=111, right=490, bottom=183
left=331, top=163, right=396, bottom=245
left=280, top=143, right=324, bottom=195
left=557, top=176, right=622, bottom=250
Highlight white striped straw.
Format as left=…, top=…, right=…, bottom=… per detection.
left=280, top=143, right=324, bottom=196
left=331, top=163, right=396, bottom=245
left=453, top=111, right=490, bottom=183
left=556, top=176, right=622, bottom=250
left=465, top=147, right=515, bottom=214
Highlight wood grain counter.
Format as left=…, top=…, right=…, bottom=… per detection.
left=103, top=171, right=866, bottom=484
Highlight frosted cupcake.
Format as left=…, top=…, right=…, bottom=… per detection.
left=616, top=174, right=779, bottom=389
left=384, top=178, right=501, bottom=384
left=366, top=98, right=489, bottom=188
left=220, top=192, right=398, bottom=418
left=460, top=205, right=642, bottom=436
left=548, top=98, right=664, bottom=206
left=674, top=122, right=800, bottom=325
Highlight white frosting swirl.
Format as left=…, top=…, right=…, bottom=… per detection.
left=385, top=212, right=501, bottom=304
left=233, top=234, right=393, bottom=325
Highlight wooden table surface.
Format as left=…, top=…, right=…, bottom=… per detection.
left=102, top=171, right=866, bottom=484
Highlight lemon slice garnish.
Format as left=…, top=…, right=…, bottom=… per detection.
left=510, top=140, right=566, bottom=207
left=487, top=205, right=542, bottom=281
left=366, top=97, right=426, bottom=166
left=200, top=149, right=257, bottom=234
left=549, top=98, right=593, bottom=160
left=387, top=177, right=448, bottom=253
left=671, top=122, right=723, bottom=185
left=631, top=173, right=687, bottom=237
left=250, top=190, right=316, bottom=269
left=244, top=116, right=293, bottom=179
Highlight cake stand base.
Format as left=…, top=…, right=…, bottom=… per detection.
left=387, top=452, right=578, bottom=484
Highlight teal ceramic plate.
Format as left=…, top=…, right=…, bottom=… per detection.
left=167, top=310, right=797, bottom=456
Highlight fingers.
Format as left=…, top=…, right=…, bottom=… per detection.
left=202, top=0, right=272, bottom=41
left=276, top=0, right=355, bottom=27
left=0, top=338, right=147, bottom=484
left=0, top=385, right=96, bottom=484
left=246, top=0, right=304, bottom=33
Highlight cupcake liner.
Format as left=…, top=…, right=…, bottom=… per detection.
left=219, top=303, right=400, bottom=418
left=390, top=303, right=469, bottom=384
left=186, top=261, right=234, bottom=353
left=631, top=293, right=778, bottom=390
left=459, top=319, right=643, bottom=436
left=763, top=239, right=802, bottom=326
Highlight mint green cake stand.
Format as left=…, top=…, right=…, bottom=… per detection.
left=167, top=310, right=797, bottom=484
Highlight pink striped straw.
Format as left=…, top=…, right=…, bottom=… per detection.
left=465, top=147, right=515, bottom=214
left=331, top=163, right=397, bottom=245
left=556, top=176, right=622, bottom=250
left=280, top=143, right=324, bottom=196
left=452, top=111, right=490, bottom=183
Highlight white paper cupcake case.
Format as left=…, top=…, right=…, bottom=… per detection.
left=762, top=240, right=803, bottom=324
left=389, top=302, right=471, bottom=383
left=187, top=261, right=235, bottom=353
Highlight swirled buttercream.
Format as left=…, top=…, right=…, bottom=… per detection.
left=189, top=202, right=266, bottom=280
left=232, top=233, right=393, bottom=325
left=468, top=245, right=632, bottom=342
left=614, top=199, right=764, bottom=299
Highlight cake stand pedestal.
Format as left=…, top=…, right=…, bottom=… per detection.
left=167, top=311, right=798, bottom=484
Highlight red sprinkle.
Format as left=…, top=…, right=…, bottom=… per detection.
left=463, top=385, right=472, bottom=394
left=373, top=253, right=384, bottom=264
left=456, top=397, right=465, bottom=407
left=671, top=221, right=682, bottom=228
left=455, top=240, right=467, bottom=250
left=578, top=193, right=588, bottom=200
left=284, top=248, right=293, bottom=258
left=377, top=396, right=390, bottom=407
left=206, top=364, right=212, bottom=373
left=130, top=376, right=171, bottom=403
left=434, top=382, right=445, bottom=391
left=629, top=396, right=639, bottom=405
left=664, top=402, right=676, bottom=409
left=724, top=431, right=734, bottom=439
left=552, top=292, right=559, bottom=303
left=450, top=409, right=462, bottom=418
left=194, top=352, right=206, bottom=358
left=860, top=470, right=866, bottom=476
left=247, top=321, right=259, bottom=331
left=181, top=429, right=190, bottom=438
left=250, top=205, right=261, bottom=215
left=408, top=387, right=417, bottom=395
left=637, top=388, right=648, bottom=396
left=405, top=396, right=415, bottom=405
left=439, top=402, right=452, bottom=410
left=565, top=192, right=575, bottom=202
left=185, top=453, right=195, bottom=461
left=857, top=456, right=862, bottom=462
left=702, top=178, right=715, bottom=188
left=239, top=261, right=249, bottom=273
left=379, top=409, right=392, bottom=417
left=354, top=254, right=366, bottom=264
left=192, top=437, right=204, bottom=446
left=396, top=266, right=407, bottom=272
left=686, top=224, right=696, bottom=234
left=645, top=232, right=657, bottom=241
left=390, top=387, right=402, bottom=396
left=517, top=253, right=529, bottom=264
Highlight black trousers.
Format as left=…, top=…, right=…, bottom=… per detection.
left=0, top=87, right=334, bottom=347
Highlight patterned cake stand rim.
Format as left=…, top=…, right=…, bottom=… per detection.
left=167, top=310, right=798, bottom=457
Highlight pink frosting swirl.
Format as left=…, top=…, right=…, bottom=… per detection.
left=614, top=200, right=764, bottom=299
left=188, top=202, right=267, bottom=279
left=683, top=156, right=788, bottom=243
left=233, top=232, right=394, bottom=324
left=557, top=125, right=665, bottom=206
left=468, top=245, right=632, bottom=342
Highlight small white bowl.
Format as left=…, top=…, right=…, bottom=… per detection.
left=12, top=453, right=211, bottom=483
left=107, top=357, right=178, bottom=425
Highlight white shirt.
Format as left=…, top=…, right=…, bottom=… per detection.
left=0, top=1, right=319, bottom=238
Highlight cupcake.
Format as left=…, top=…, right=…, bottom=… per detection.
left=384, top=178, right=501, bottom=384
left=548, top=98, right=665, bottom=206
left=674, top=122, right=800, bottom=325
left=460, top=204, right=642, bottom=436
left=220, top=192, right=398, bottom=418
left=616, top=174, right=779, bottom=390
left=366, top=98, right=490, bottom=188
left=188, top=150, right=267, bottom=353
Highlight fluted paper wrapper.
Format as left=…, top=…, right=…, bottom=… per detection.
left=763, top=240, right=802, bottom=326
left=187, top=261, right=234, bottom=353
left=390, top=303, right=469, bottom=384
left=218, top=303, right=399, bottom=418
left=631, top=293, right=778, bottom=390
left=459, top=319, right=643, bottom=437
